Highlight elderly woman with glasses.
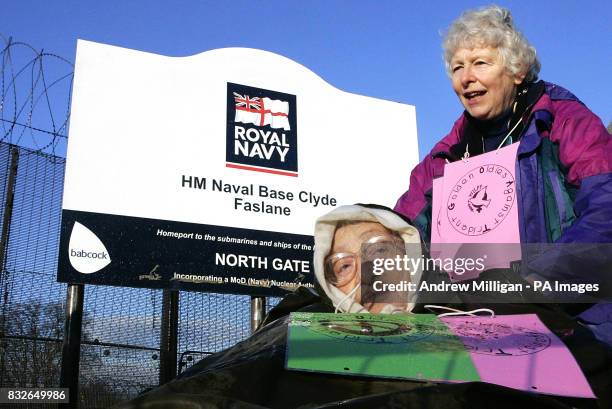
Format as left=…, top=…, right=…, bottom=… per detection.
left=314, top=204, right=424, bottom=314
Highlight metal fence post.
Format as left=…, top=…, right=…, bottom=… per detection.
left=250, top=296, right=266, bottom=333
left=60, top=283, right=85, bottom=409
left=159, top=289, right=179, bottom=385
left=0, top=146, right=19, bottom=387
left=0, top=146, right=19, bottom=280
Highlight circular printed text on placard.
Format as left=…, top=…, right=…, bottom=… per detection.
left=309, top=315, right=438, bottom=344
left=448, top=321, right=551, bottom=356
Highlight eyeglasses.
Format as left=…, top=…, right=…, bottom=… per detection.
left=324, top=234, right=406, bottom=287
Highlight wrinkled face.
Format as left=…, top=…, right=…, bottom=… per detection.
left=328, top=222, right=398, bottom=313
left=450, top=47, right=525, bottom=120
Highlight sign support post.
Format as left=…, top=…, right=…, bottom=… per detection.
left=60, top=283, right=85, bottom=409
left=159, top=289, right=179, bottom=385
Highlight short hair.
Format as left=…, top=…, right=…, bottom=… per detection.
left=442, top=5, right=541, bottom=82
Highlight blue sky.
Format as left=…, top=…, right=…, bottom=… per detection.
left=3, top=0, right=611, bottom=158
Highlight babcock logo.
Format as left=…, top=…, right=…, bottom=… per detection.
left=68, top=221, right=111, bottom=274
left=226, top=82, right=298, bottom=177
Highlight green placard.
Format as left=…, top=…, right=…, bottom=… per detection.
left=286, top=312, right=480, bottom=382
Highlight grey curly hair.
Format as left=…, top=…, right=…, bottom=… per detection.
left=443, top=5, right=541, bottom=83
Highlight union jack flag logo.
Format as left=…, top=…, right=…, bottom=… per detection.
left=232, top=91, right=290, bottom=131
left=233, top=93, right=261, bottom=111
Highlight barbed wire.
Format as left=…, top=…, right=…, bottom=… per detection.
left=0, top=33, right=73, bottom=159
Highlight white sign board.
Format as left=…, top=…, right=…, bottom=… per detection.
left=57, top=40, right=419, bottom=296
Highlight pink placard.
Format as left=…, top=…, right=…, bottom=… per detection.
left=442, top=314, right=595, bottom=398
left=433, top=144, right=522, bottom=280
left=441, top=143, right=520, bottom=242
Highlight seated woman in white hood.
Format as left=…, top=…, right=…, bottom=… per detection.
left=314, top=204, right=424, bottom=314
